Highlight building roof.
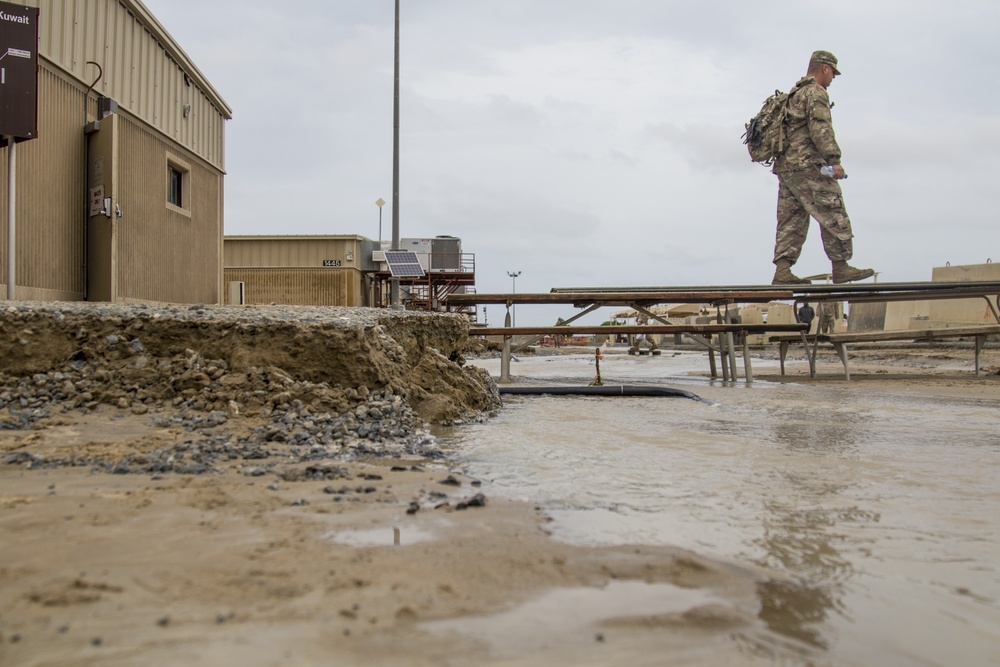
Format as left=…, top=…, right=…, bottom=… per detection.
left=225, top=235, right=370, bottom=242
left=126, top=0, right=232, bottom=119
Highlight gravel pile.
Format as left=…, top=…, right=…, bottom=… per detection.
left=0, top=302, right=502, bottom=476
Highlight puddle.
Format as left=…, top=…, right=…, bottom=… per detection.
left=445, top=354, right=1000, bottom=664
left=422, top=580, right=726, bottom=655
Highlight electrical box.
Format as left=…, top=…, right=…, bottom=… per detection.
left=97, top=96, right=118, bottom=119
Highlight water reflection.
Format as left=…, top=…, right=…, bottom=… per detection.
left=756, top=578, right=834, bottom=649
left=447, top=356, right=1000, bottom=663
left=751, top=403, right=875, bottom=647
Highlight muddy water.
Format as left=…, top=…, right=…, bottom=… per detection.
left=442, top=352, right=1000, bottom=666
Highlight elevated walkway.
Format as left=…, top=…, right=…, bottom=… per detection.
left=452, top=289, right=798, bottom=383
left=451, top=281, right=1000, bottom=385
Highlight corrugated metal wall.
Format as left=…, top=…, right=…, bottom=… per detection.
left=117, top=117, right=222, bottom=304
left=224, top=269, right=363, bottom=307
left=21, top=0, right=228, bottom=170
left=0, top=66, right=88, bottom=299
left=225, top=237, right=365, bottom=268
left=2, top=1, right=228, bottom=304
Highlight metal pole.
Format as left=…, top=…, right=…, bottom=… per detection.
left=507, top=271, right=520, bottom=326
left=389, top=0, right=401, bottom=307
left=512, top=274, right=516, bottom=327
left=500, top=307, right=512, bottom=383
left=727, top=330, right=738, bottom=380
left=6, top=137, right=15, bottom=300
left=742, top=334, right=754, bottom=384
left=376, top=198, right=385, bottom=243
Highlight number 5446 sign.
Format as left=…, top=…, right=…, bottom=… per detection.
left=0, top=1, right=39, bottom=145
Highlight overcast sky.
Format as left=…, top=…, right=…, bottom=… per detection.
left=143, top=0, right=999, bottom=325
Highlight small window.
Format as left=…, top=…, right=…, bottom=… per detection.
left=168, top=166, right=183, bottom=207
left=166, top=154, right=192, bottom=216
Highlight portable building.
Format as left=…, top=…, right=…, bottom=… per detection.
left=0, top=0, right=231, bottom=303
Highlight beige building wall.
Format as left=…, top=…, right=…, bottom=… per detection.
left=225, top=236, right=366, bottom=270
left=225, top=268, right=364, bottom=307
left=1, top=0, right=230, bottom=303
left=224, top=236, right=372, bottom=307
left=29, top=0, right=227, bottom=170
left=116, top=119, right=223, bottom=303
left=0, top=66, right=87, bottom=300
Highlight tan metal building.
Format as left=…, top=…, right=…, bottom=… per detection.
left=224, top=235, right=378, bottom=307
left=1, top=0, right=231, bottom=303
left=224, top=235, right=479, bottom=314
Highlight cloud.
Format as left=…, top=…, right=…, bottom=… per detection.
left=143, top=0, right=1000, bottom=324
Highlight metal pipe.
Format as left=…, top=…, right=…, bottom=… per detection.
left=82, top=61, right=102, bottom=300
left=6, top=136, right=15, bottom=299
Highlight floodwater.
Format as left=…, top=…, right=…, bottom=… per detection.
left=439, top=351, right=1000, bottom=666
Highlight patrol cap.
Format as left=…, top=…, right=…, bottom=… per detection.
left=811, top=50, right=841, bottom=75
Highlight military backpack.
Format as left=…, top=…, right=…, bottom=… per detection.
left=742, top=89, right=791, bottom=166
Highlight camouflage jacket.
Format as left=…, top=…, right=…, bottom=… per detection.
left=772, top=76, right=842, bottom=174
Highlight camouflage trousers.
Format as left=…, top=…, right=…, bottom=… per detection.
left=772, top=170, right=854, bottom=265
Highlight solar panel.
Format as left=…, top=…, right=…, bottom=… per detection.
left=384, top=250, right=425, bottom=278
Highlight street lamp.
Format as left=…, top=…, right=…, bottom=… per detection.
left=390, top=0, right=401, bottom=307
left=507, top=271, right=521, bottom=327
left=375, top=197, right=385, bottom=242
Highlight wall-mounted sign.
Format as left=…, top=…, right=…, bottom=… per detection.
left=0, top=1, right=39, bottom=145
left=323, top=260, right=342, bottom=267
left=89, top=185, right=105, bottom=216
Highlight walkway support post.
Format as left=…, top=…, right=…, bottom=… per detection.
left=499, top=305, right=512, bottom=383
left=742, top=335, right=754, bottom=384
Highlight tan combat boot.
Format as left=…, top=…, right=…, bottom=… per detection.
left=771, top=259, right=811, bottom=285
left=832, top=261, right=875, bottom=284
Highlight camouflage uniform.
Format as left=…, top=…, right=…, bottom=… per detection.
left=772, top=76, right=854, bottom=265
left=818, top=302, right=836, bottom=334
left=628, top=313, right=659, bottom=354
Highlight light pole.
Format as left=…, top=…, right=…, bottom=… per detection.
left=390, top=0, right=401, bottom=307
left=507, top=271, right=521, bottom=327
left=375, top=197, right=385, bottom=242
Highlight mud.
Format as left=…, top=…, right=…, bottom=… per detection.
left=2, top=303, right=997, bottom=665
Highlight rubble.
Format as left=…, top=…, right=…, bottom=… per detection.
left=0, top=302, right=501, bottom=474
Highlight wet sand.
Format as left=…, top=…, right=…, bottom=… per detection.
left=2, top=343, right=998, bottom=666
left=1, top=432, right=766, bottom=667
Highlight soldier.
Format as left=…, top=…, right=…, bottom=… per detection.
left=797, top=302, right=815, bottom=332
left=628, top=312, right=660, bottom=355
left=771, top=50, right=875, bottom=286
left=818, top=302, right=837, bottom=334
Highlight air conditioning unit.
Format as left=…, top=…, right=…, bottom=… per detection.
left=372, top=250, right=386, bottom=262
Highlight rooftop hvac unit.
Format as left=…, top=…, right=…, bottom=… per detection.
left=432, top=235, right=462, bottom=271
left=400, top=238, right=432, bottom=269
